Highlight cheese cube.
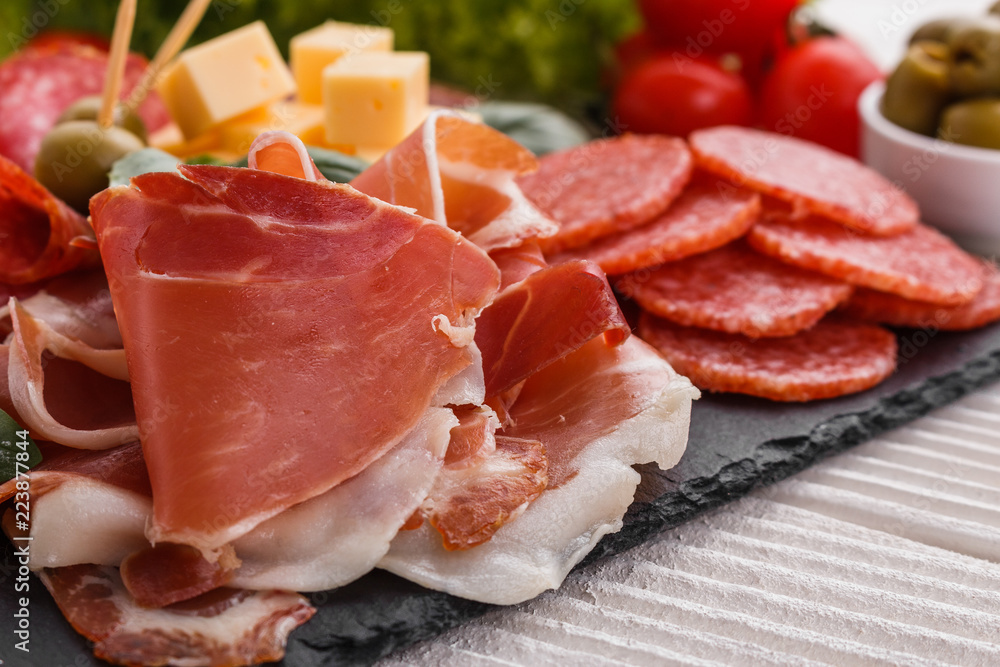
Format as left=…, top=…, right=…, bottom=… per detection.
left=220, top=101, right=326, bottom=153
left=322, top=52, right=429, bottom=148
left=156, top=21, right=296, bottom=139
left=291, top=21, right=393, bottom=105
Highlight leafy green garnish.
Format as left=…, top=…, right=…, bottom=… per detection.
left=478, top=101, right=590, bottom=156
left=109, top=147, right=181, bottom=187
left=0, top=410, right=41, bottom=483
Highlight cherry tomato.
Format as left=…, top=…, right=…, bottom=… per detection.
left=26, top=30, right=110, bottom=54
left=612, top=53, right=753, bottom=137
left=758, top=36, right=882, bottom=157
left=639, top=0, right=801, bottom=60
left=615, top=29, right=659, bottom=77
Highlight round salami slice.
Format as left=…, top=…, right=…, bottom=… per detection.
left=0, top=44, right=170, bottom=173
left=516, top=134, right=692, bottom=254
left=550, top=181, right=760, bottom=275
left=689, top=126, right=918, bottom=236
left=748, top=212, right=983, bottom=306
left=638, top=313, right=898, bottom=402
left=841, top=260, right=1000, bottom=331
left=619, top=242, right=853, bottom=337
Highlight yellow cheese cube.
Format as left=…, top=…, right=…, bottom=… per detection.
left=322, top=52, right=429, bottom=148
left=155, top=21, right=296, bottom=139
left=291, top=21, right=393, bottom=105
left=220, top=101, right=326, bottom=153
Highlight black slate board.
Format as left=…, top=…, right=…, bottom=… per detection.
left=3, top=323, right=1000, bottom=667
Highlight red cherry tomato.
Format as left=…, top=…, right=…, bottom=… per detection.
left=615, top=29, right=659, bottom=77
left=638, top=0, right=801, bottom=59
left=612, top=53, right=753, bottom=137
left=758, top=36, right=882, bottom=157
left=25, top=30, right=111, bottom=54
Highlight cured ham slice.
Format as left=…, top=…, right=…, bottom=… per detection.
left=380, top=336, right=698, bottom=604
left=443, top=405, right=499, bottom=467
left=89, top=165, right=499, bottom=553
left=7, top=299, right=136, bottom=449
left=422, top=435, right=548, bottom=551
left=351, top=110, right=558, bottom=250
left=490, top=242, right=548, bottom=291
left=121, top=543, right=236, bottom=608
left=40, top=564, right=312, bottom=667
left=0, top=269, right=121, bottom=348
left=230, top=407, right=456, bottom=592
left=475, top=259, right=630, bottom=398
left=0, top=154, right=99, bottom=284
left=247, top=130, right=325, bottom=181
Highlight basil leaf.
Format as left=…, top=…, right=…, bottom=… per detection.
left=109, top=148, right=182, bottom=187
left=478, top=101, right=591, bottom=156
left=0, top=410, right=41, bottom=483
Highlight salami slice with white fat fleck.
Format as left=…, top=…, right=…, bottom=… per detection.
left=0, top=43, right=170, bottom=173
left=619, top=241, right=853, bottom=337
left=690, top=126, right=918, bottom=236
left=748, top=211, right=983, bottom=306
left=516, top=134, right=692, bottom=253
left=638, top=312, right=897, bottom=402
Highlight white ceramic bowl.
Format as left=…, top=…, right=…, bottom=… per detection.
left=859, top=81, right=1000, bottom=252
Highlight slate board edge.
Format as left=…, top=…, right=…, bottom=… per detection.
left=302, top=347, right=1000, bottom=667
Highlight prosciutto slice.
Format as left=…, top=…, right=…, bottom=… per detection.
left=475, top=259, right=630, bottom=398
left=89, top=166, right=500, bottom=553
left=380, top=336, right=698, bottom=604
left=0, top=154, right=99, bottom=284
left=231, top=406, right=456, bottom=591
left=351, top=110, right=558, bottom=250
left=40, top=564, right=313, bottom=667
left=7, top=299, right=136, bottom=449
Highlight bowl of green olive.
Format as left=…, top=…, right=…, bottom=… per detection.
left=859, top=7, right=1000, bottom=249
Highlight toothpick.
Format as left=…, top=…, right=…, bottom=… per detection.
left=129, top=0, right=213, bottom=109
left=98, top=0, right=137, bottom=129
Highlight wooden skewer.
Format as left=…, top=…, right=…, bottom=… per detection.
left=129, top=0, right=213, bottom=109
left=98, top=0, right=138, bottom=129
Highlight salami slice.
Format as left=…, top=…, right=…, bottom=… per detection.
left=550, top=181, right=760, bottom=275
left=0, top=44, right=170, bottom=173
left=689, top=126, right=918, bottom=236
left=620, top=242, right=853, bottom=337
left=516, top=134, right=692, bottom=253
left=0, top=154, right=99, bottom=284
left=748, top=212, right=983, bottom=306
left=841, top=261, right=1000, bottom=331
left=638, top=313, right=898, bottom=402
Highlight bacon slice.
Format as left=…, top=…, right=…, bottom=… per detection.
left=7, top=299, right=136, bottom=449
left=90, top=167, right=499, bottom=553
left=381, top=336, right=698, bottom=604
left=40, top=564, right=313, bottom=667
left=351, top=110, right=557, bottom=250
left=423, top=435, right=548, bottom=551
left=230, top=407, right=456, bottom=592
left=475, top=259, right=630, bottom=398
left=0, top=154, right=99, bottom=284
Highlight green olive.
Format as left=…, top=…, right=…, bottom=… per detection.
left=56, top=95, right=148, bottom=143
left=947, top=16, right=1000, bottom=96
left=882, top=41, right=952, bottom=136
left=939, top=98, right=1000, bottom=149
left=34, top=120, right=146, bottom=212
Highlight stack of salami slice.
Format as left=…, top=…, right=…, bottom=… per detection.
left=518, top=126, right=1000, bottom=402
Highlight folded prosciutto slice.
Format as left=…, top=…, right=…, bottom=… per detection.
left=90, top=165, right=500, bottom=553
left=380, top=336, right=698, bottom=604
left=0, top=154, right=99, bottom=284
left=351, top=110, right=558, bottom=250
